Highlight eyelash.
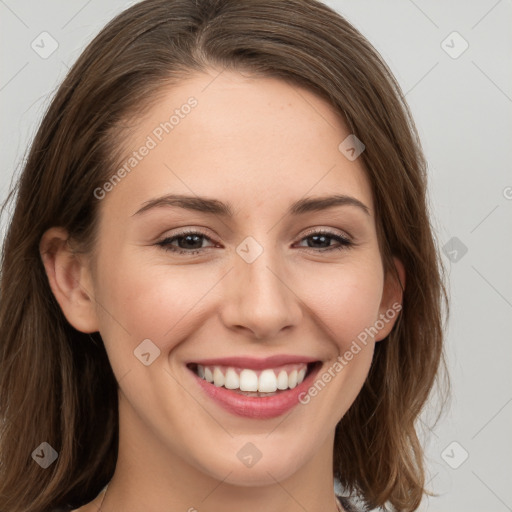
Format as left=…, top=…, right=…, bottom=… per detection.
left=155, top=228, right=354, bottom=256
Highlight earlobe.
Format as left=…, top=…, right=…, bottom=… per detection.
left=39, top=227, right=99, bottom=333
left=375, top=256, right=406, bottom=342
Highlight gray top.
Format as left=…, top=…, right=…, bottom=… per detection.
left=338, top=495, right=368, bottom=512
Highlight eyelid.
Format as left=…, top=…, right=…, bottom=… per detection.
left=157, top=226, right=218, bottom=242
left=300, top=225, right=353, bottom=241
left=155, top=227, right=218, bottom=253
left=156, top=225, right=353, bottom=246
left=155, top=225, right=356, bottom=256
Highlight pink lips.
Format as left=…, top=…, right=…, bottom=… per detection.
left=187, top=355, right=321, bottom=419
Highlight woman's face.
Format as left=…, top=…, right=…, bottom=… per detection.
left=71, top=70, right=403, bottom=486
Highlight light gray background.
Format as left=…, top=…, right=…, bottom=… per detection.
left=1, top=1, right=511, bottom=511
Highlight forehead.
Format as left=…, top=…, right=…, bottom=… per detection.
left=101, top=70, right=374, bottom=220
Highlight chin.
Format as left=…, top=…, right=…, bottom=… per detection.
left=193, top=443, right=309, bottom=487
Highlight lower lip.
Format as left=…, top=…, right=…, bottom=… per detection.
left=190, top=364, right=321, bottom=419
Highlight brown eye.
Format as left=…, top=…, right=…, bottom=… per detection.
left=295, top=230, right=353, bottom=253
left=156, top=230, right=217, bottom=255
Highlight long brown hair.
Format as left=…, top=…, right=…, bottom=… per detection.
left=0, top=1, right=449, bottom=510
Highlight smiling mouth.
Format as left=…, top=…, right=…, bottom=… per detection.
left=186, top=361, right=321, bottom=397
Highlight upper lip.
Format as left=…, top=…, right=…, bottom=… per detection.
left=187, top=354, right=319, bottom=370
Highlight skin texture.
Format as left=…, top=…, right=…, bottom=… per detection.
left=40, top=69, right=405, bottom=512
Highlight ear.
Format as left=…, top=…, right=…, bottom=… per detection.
left=374, top=256, right=405, bottom=342
left=39, top=227, right=99, bottom=333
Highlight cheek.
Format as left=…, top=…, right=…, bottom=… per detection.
left=94, top=254, right=219, bottom=349
left=296, top=258, right=384, bottom=349
left=297, top=262, right=383, bottom=414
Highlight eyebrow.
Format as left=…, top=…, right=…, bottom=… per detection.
left=132, top=193, right=371, bottom=217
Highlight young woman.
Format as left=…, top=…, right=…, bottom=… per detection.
left=0, top=1, right=449, bottom=511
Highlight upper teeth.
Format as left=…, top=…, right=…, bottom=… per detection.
left=196, top=364, right=308, bottom=392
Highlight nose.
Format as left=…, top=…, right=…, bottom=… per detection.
left=219, top=247, right=303, bottom=340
